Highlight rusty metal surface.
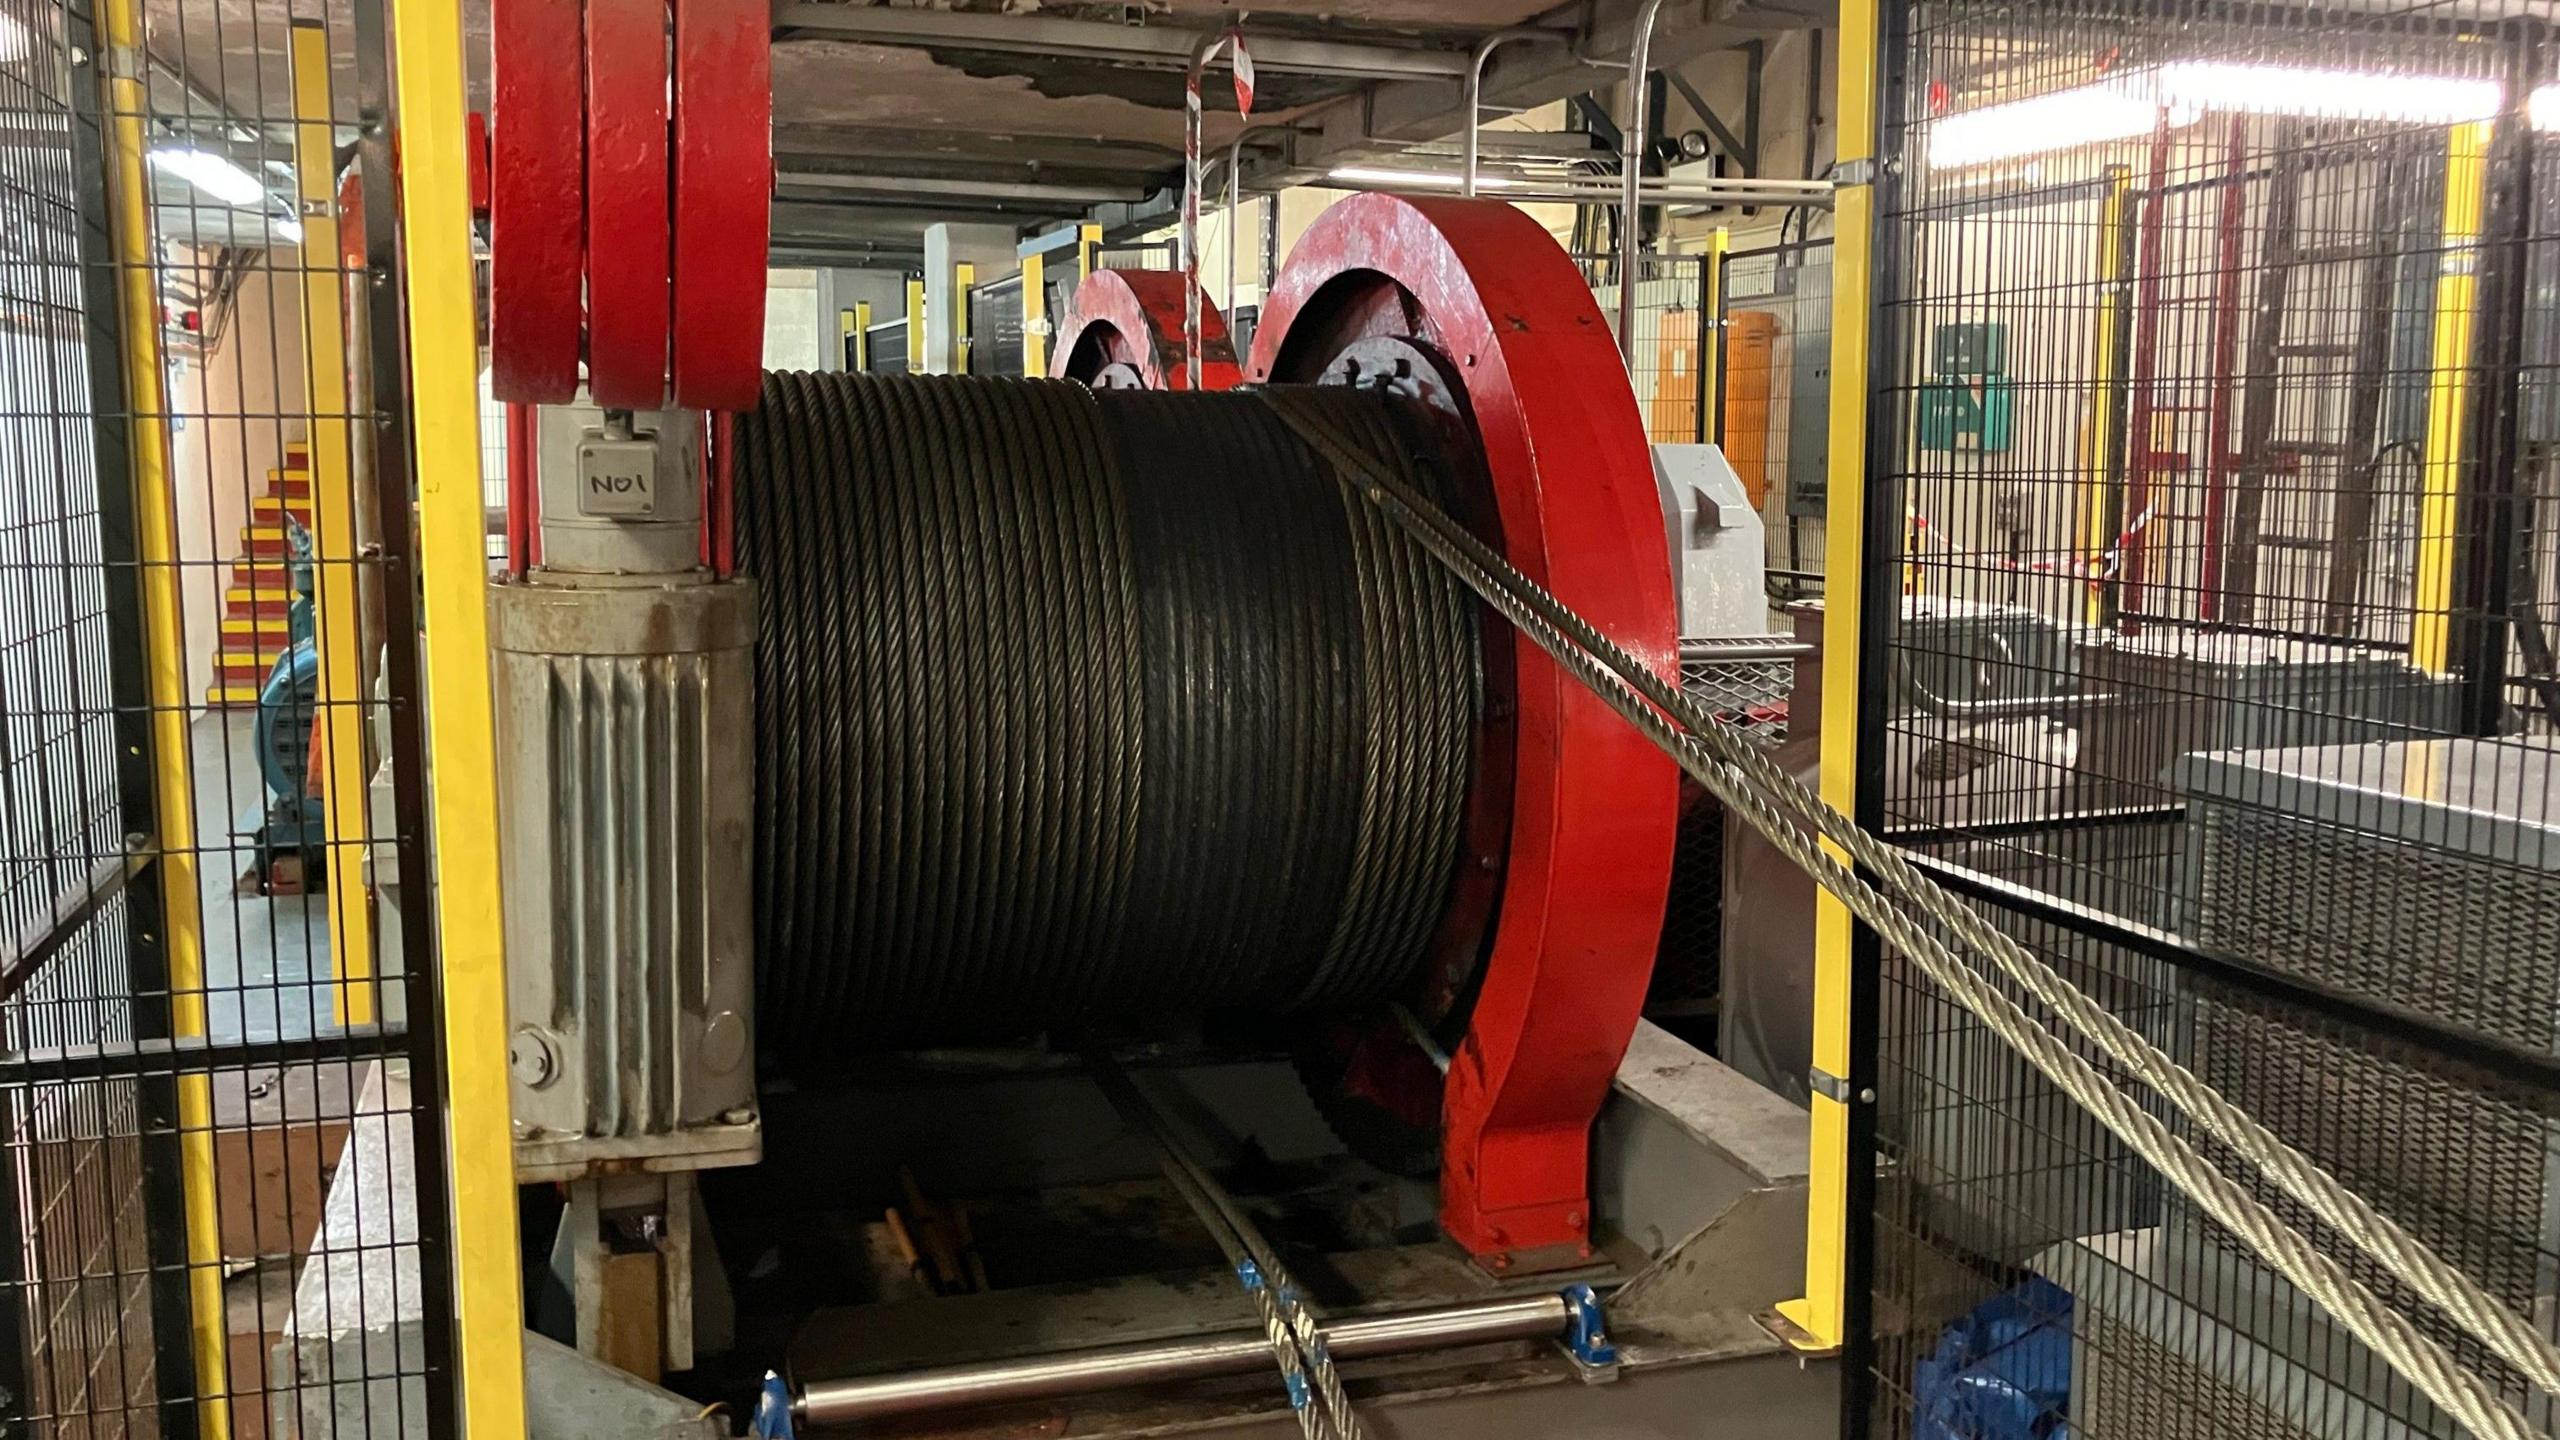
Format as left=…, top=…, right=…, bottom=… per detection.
left=1052, top=269, right=1244, bottom=391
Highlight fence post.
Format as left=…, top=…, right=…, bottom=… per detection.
left=1702, top=227, right=1728, bottom=445
left=387, top=0, right=532, bottom=1426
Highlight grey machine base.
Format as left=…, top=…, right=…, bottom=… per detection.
left=780, top=1021, right=1835, bottom=1436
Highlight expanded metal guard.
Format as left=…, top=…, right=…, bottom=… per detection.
left=1854, top=4, right=2560, bottom=1438
left=0, top=0, right=456, bottom=1431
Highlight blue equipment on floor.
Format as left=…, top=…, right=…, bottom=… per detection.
left=1912, top=1276, right=2073, bottom=1440
left=253, top=518, right=327, bottom=887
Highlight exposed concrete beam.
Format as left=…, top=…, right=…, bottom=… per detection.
left=772, top=123, right=1180, bottom=177
left=770, top=4, right=1475, bottom=81
left=778, top=172, right=1150, bottom=207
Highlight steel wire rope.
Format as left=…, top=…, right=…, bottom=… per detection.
left=734, top=376, right=1473, bottom=1052
left=1255, top=385, right=2558, bottom=1440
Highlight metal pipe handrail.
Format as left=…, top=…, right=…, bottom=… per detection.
left=792, top=1293, right=1573, bottom=1426
left=1332, top=172, right=1834, bottom=208
left=1617, top=0, right=1673, bottom=365
left=1680, top=636, right=1816, bottom=664
left=1465, top=29, right=1569, bottom=197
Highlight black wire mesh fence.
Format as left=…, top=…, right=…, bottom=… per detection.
left=0, top=0, right=455, bottom=1431
left=1727, top=237, right=1835, bottom=591
left=1578, top=249, right=1715, bottom=446
left=1854, top=4, right=2560, bottom=1438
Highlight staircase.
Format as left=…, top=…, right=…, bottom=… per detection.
left=207, top=445, right=312, bottom=707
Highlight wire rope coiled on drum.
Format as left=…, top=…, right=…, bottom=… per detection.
left=734, top=374, right=1480, bottom=1061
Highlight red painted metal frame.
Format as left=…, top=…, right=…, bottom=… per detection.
left=670, top=0, right=770, bottom=410
left=2197, top=116, right=2248, bottom=622
left=1254, top=193, right=1678, bottom=1268
left=584, top=0, right=672, bottom=410
left=1051, top=269, right=1243, bottom=390
left=488, top=0, right=584, bottom=403
left=2119, top=111, right=2175, bottom=631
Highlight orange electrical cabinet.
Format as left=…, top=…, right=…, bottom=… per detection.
left=1723, top=309, right=1778, bottom=509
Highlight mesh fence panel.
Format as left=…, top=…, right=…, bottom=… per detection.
left=1859, top=4, right=2560, bottom=1438
left=0, top=0, right=456, bottom=1431
left=1580, top=250, right=1713, bottom=445
left=1728, top=238, right=1836, bottom=587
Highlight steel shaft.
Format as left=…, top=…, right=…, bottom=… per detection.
left=792, top=1293, right=1569, bottom=1426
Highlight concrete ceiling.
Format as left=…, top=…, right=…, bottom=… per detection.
left=765, top=0, right=1830, bottom=261
left=132, top=0, right=1830, bottom=263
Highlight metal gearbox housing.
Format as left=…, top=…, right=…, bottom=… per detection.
left=494, top=405, right=760, bottom=1183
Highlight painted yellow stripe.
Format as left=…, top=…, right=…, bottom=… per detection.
left=2412, top=121, right=2489, bottom=676
left=1701, top=225, right=1728, bottom=439
left=100, top=0, right=228, bottom=1423
left=1775, top=0, right=1878, bottom=1359
left=1022, top=253, right=1047, bottom=377
left=291, top=25, right=378, bottom=1029
left=390, top=0, right=531, bottom=1425
left=906, top=276, right=927, bottom=371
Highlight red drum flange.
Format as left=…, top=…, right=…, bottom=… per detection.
left=583, top=0, right=673, bottom=410
left=487, top=0, right=585, bottom=403
left=670, top=0, right=771, bottom=410
left=1254, top=193, right=1679, bottom=1271
left=1052, top=269, right=1243, bottom=391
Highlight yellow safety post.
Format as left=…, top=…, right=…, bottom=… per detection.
left=1078, top=221, right=1102, bottom=281
left=389, top=0, right=530, bottom=1429
left=2081, top=165, right=2133, bottom=627
left=837, top=308, right=857, bottom=370
left=1023, top=252, right=1049, bottom=377
left=849, top=301, right=872, bottom=372
left=99, top=0, right=229, bottom=1428
left=906, top=277, right=927, bottom=371
left=954, top=261, right=976, bottom=374
left=2412, top=120, right=2490, bottom=676
left=1701, top=225, right=1728, bottom=442
left=290, top=23, right=377, bottom=1028
left=1774, top=0, right=1878, bottom=1358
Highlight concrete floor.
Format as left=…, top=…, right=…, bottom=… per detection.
left=190, top=708, right=335, bottom=1047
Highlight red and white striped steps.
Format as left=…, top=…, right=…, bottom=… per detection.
left=207, top=450, right=313, bottom=707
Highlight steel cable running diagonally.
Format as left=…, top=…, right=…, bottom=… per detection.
left=732, top=373, right=1478, bottom=1058
left=1252, top=387, right=2560, bottom=1440
left=1092, top=1056, right=1367, bottom=1440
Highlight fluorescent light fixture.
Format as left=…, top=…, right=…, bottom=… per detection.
left=1933, top=64, right=2560, bottom=169
left=1325, top=164, right=1514, bottom=191
left=148, top=147, right=266, bottom=206
left=1928, top=80, right=2163, bottom=168
left=2157, top=61, right=2498, bottom=126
